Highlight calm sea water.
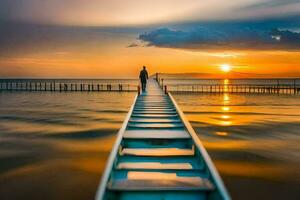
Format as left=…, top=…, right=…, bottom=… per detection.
left=173, top=93, right=300, bottom=200
left=0, top=91, right=135, bottom=200
left=0, top=80, right=299, bottom=200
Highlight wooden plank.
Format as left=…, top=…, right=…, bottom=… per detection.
left=107, top=176, right=213, bottom=191
left=124, top=130, right=190, bottom=139
left=117, top=162, right=193, bottom=170
left=121, top=146, right=194, bottom=157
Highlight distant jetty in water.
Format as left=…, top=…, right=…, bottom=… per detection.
left=157, top=77, right=300, bottom=95
left=162, top=82, right=300, bottom=95
left=0, top=79, right=138, bottom=92
left=0, top=78, right=300, bottom=95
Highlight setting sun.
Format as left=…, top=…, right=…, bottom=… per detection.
left=220, top=64, right=232, bottom=72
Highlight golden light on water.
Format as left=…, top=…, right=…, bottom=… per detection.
left=218, top=91, right=232, bottom=127
left=215, top=132, right=228, bottom=136
left=223, top=79, right=229, bottom=92
left=221, top=115, right=230, bottom=119
left=223, top=93, right=230, bottom=102
left=222, top=106, right=230, bottom=112
left=220, top=121, right=232, bottom=126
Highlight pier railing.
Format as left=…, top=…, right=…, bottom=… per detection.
left=0, top=81, right=138, bottom=92
left=2, top=78, right=300, bottom=94
left=163, top=84, right=300, bottom=95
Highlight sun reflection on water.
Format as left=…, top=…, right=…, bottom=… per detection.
left=218, top=82, right=232, bottom=128
left=223, top=93, right=230, bottom=102
left=223, top=79, right=229, bottom=92
left=221, top=115, right=230, bottom=119
left=221, top=106, right=230, bottom=112
left=220, top=121, right=232, bottom=126
left=215, top=132, right=228, bottom=136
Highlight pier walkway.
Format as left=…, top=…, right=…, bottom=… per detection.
left=96, top=79, right=230, bottom=200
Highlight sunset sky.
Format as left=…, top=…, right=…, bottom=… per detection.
left=0, top=0, right=300, bottom=78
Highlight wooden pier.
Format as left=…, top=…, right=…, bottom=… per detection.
left=163, top=84, right=300, bottom=95
left=96, top=79, right=230, bottom=200
left=0, top=81, right=138, bottom=92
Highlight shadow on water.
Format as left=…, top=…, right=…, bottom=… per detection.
left=44, top=128, right=119, bottom=139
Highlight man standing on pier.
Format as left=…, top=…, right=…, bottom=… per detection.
left=139, top=66, right=148, bottom=92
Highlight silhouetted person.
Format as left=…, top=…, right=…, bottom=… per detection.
left=139, top=66, right=148, bottom=91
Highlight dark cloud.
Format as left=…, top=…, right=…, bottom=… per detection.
left=138, top=23, right=300, bottom=50
left=127, top=43, right=139, bottom=48
left=242, top=0, right=300, bottom=10
left=0, top=21, right=141, bottom=56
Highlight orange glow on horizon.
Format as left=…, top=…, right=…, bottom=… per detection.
left=0, top=38, right=299, bottom=78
